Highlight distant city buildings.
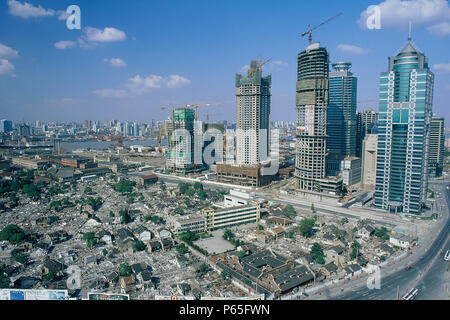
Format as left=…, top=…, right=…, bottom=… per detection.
left=0, top=119, right=13, bottom=133
left=428, top=116, right=445, bottom=178
left=374, top=36, right=434, bottom=214
left=18, top=124, right=31, bottom=138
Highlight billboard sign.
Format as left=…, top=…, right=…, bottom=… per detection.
left=0, top=289, right=68, bottom=300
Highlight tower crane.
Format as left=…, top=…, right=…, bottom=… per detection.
left=258, top=56, right=272, bottom=70
left=184, top=103, right=221, bottom=121
left=301, top=13, right=343, bottom=45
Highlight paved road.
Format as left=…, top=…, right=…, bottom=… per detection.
left=326, top=183, right=450, bottom=300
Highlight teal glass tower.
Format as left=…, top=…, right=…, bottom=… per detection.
left=374, top=36, right=434, bottom=214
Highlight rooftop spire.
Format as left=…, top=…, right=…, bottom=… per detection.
left=408, top=22, right=412, bottom=41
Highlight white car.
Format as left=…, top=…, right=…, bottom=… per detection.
left=444, top=250, right=450, bottom=262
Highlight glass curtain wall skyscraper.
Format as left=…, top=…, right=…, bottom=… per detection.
left=374, top=37, right=434, bottom=214
left=327, top=62, right=357, bottom=158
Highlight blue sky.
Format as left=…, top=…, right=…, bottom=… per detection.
left=0, top=0, right=450, bottom=124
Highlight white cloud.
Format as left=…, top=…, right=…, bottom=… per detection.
left=54, top=40, right=76, bottom=50
left=57, top=10, right=70, bottom=21
left=428, top=21, right=450, bottom=36
left=0, top=43, right=19, bottom=59
left=84, top=27, right=127, bottom=43
left=271, top=60, right=288, bottom=68
left=127, top=74, right=191, bottom=93
left=434, top=63, right=450, bottom=73
left=336, top=44, right=369, bottom=55
left=0, top=59, right=15, bottom=75
left=94, top=74, right=191, bottom=98
left=7, top=0, right=55, bottom=19
left=104, top=58, right=127, bottom=68
left=59, top=98, right=75, bottom=104
left=359, top=0, right=450, bottom=29
left=93, top=89, right=127, bottom=98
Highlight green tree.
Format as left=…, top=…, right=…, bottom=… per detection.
left=193, top=182, right=203, bottom=191
left=102, top=249, right=108, bottom=256
left=179, top=231, right=199, bottom=244
left=119, top=263, right=132, bottom=277
left=350, top=241, right=362, bottom=259
left=84, top=186, right=93, bottom=195
left=11, top=249, right=28, bottom=264
left=82, top=232, right=97, bottom=248
left=283, top=205, right=296, bottom=218
left=221, top=271, right=229, bottom=280
left=299, top=219, right=315, bottom=237
left=0, top=266, right=9, bottom=288
left=43, top=271, right=56, bottom=281
left=134, top=241, right=146, bottom=252
left=197, top=190, right=207, bottom=200
left=178, top=183, right=191, bottom=194
left=374, top=227, right=390, bottom=241
left=223, top=229, right=234, bottom=241
left=174, top=207, right=184, bottom=215
left=23, top=184, right=40, bottom=200
left=114, top=180, right=136, bottom=194
left=109, top=211, right=115, bottom=217
left=176, top=243, right=189, bottom=255
left=120, top=209, right=131, bottom=224
left=196, top=263, right=210, bottom=276
left=185, top=188, right=195, bottom=197
left=85, top=197, right=103, bottom=211
left=341, top=218, right=349, bottom=225
left=310, top=243, right=325, bottom=265
left=0, top=225, right=25, bottom=244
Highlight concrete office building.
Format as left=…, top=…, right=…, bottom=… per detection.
left=215, top=59, right=273, bottom=187
left=428, top=116, right=445, bottom=178
left=341, top=157, right=361, bottom=189
left=361, top=134, right=378, bottom=190
left=374, top=36, right=434, bottom=214
left=295, top=42, right=342, bottom=195
left=201, top=202, right=261, bottom=232
left=236, top=60, right=271, bottom=165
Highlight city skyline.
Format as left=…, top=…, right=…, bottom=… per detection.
left=1, top=0, right=450, bottom=123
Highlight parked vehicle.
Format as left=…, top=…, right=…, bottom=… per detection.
left=444, top=250, right=450, bottom=262
left=402, top=288, right=418, bottom=300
